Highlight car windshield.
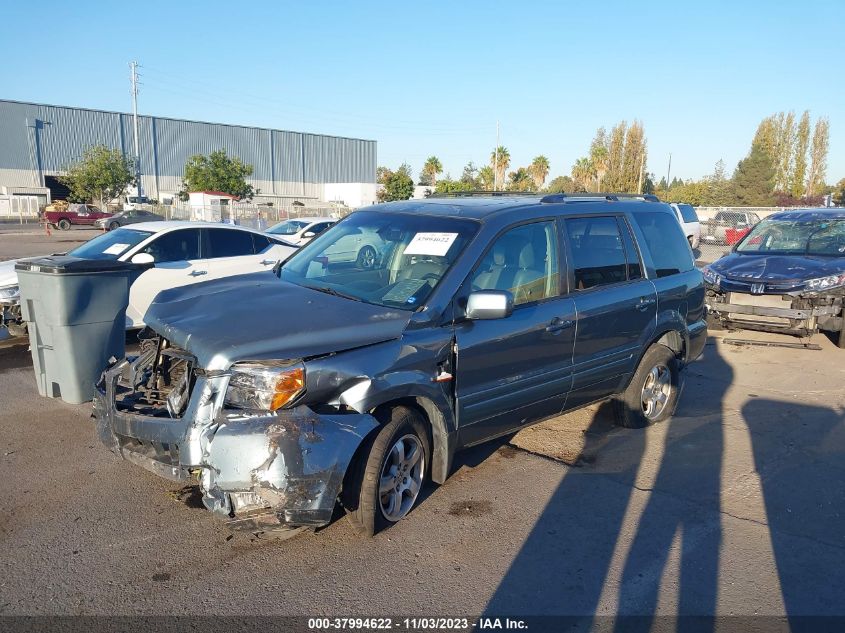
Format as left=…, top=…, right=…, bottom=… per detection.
left=677, top=204, right=698, bottom=223
left=736, top=218, right=845, bottom=256
left=268, top=220, right=309, bottom=236
left=67, top=228, right=153, bottom=260
left=280, top=211, right=478, bottom=310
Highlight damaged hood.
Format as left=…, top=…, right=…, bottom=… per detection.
left=0, top=259, right=19, bottom=289
left=709, top=252, right=845, bottom=284
left=144, top=272, right=412, bottom=370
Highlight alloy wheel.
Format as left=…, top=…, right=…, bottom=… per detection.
left=641, top=363, right=672, bottom=420
left=378, top=434, right=424, bottom=522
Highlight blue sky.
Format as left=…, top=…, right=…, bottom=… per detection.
left=2, top=0, right=843, bottom=185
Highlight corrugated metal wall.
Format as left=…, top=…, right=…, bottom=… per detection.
left=0, top=99, right=376, bottom=194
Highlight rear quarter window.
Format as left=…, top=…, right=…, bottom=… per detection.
left=634, top=212, right=695, bottom=278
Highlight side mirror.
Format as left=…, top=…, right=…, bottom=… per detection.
left=131, top=252, right=155, bottom=265
left=302, top=231, right=316, bottom=238
left=466, top=290, right=513, bottom=320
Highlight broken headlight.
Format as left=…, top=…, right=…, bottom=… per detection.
left=701, top=266, right=721, bottom=287
left=0, top=285, right=20, bottom=304
left=224, top=361, right=305, bottom=411
left=805, top=273, right=845, bottom=292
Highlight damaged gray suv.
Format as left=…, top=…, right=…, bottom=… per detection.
left=95, top=193, right=707, bottom=536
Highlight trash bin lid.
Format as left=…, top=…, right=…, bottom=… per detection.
left=15, top=255, right=142, bottom=275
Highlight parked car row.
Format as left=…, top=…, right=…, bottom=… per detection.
left=91, top=193, right=708, bottom=538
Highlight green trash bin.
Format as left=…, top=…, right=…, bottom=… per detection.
left=16, top=256, right=141, bottom=404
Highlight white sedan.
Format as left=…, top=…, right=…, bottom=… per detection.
left=670, top=203, right=702, bottom=249
left=0, top=221, right=295, bottom=333
left=266, top=217, right=335, bottom=246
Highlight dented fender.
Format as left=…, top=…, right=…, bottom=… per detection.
left=201, top=405, right=378, bottom=531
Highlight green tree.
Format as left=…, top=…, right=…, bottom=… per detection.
left=378, top=165, right=414, bottom=202
left=507, top=168, right=534, bottom=191
left=179, top=149, right=256, bottom=200
left=807, top=117, right=829, bottom=197
left=791, top=111, right=811, bottom=198
left=461, top=161, right=479, bottom=187
left=420, top=156, right=443, bottom=187
left=571, top=157, right=593, bottom=191
left=622, top=120, right=647, bottom=193
left=546, top=175, right=575, bottom=193
left=490, top=146, right=510, bottom=190
left=59, top=144, right=135, bottom=210
left=528, top=155, right=550, bottom=190
left=434, top=179, right=474, bottom=194
left=376, top=166, right=393, bottom=184
left=732, top=144, right=776, bottom=206
left=478, top=165, right=495, bottom=190
left=604, top=122, right=627, bottom=191
left=832, top=177, right=845, bottom=206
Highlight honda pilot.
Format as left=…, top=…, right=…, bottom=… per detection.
left=95, top=193, right=707, bottom=537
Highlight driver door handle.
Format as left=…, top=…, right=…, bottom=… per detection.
left=546, top=317, right=574, bottom=334
left=260, top=259, right=276, bottom=265
left=189, top=270, right=208, bottom=277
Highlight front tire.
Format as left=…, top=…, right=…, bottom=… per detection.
left=108, top=221, right=120, bottom=231
left=356, top=245, right=377, bottom=269
left=613, top=344, right=680, bottom=428
left=345, top=406, right=430, bottom=536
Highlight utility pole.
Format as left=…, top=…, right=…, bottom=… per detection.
left=666, top=152, right=672, bottom=190
left=130, top=61, right=142, bottom=197
left=494, top=121, right=499, bottom=191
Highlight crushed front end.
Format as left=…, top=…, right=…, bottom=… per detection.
left=94, top=334, right=378, bottom=533
left=703, top=273, right=844, bottom=338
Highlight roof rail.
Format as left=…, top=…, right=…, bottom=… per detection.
left=428, top=190, right=536, bottom=198
left=539, top=192, right=661, bottom=204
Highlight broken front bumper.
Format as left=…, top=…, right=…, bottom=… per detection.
left=94, top=357, right=378, bottom=532
left=705, top=291, right=843, bottom=337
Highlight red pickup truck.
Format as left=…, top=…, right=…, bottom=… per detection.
left=43, top=203, right=112, bottom=230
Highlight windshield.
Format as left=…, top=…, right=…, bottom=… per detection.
left=67, top=228, right=153, bottom=260
left=736, top=218, right=845, bottom=256
left=280, top=211, right=478, bottom=310
left=677, top=204, right=698, bottom=223
left=268, top=220, right=309, bottom=236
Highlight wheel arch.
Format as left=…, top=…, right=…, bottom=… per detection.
left=370, top=395, right=453, bottom=485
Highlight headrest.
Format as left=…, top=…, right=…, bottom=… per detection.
left=518, top=243, right=535, bottom=268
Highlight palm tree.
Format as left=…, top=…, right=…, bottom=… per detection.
left=421, top=156, right=443, bottom=187
left=529, top=156, right=550, bottom=190
left=478, top=165, right=495, bottom=190
left=508, top=168, right=534, bottom=192
left=590, top=146, right=608, bottom=192
left=490, top=146, right=510, bottom=190
left=571, top=157, right=593, bottom=192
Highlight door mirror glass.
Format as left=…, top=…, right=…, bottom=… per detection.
left=302, top=231, right=316, bottom=238
left=466, top=290, right=513, bottom=320
left=131, top=252, right=155, bottom=265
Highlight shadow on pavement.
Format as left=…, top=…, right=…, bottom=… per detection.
left=482, top=342, right=732, bottom=632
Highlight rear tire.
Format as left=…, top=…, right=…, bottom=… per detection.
left=345, top=406, right=430, bottom=537
left=613, top=344, right=680, bottom=428
left=836, top=314, right=845, bottom=349
left=57, top=218, right=71, bottom=231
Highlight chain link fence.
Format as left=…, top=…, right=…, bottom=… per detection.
left=694, top=207, right=784, bottom=265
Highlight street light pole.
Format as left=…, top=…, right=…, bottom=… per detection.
left=494, top=120, right=499, bottom=192
left=130, top=61, right=142, bottom=198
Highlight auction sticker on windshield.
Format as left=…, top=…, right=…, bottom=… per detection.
left=404, top=232, right=458, bottom=257
left=103, top=243, right=130, bottom=255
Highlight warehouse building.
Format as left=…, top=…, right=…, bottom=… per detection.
left=0, top=99, right=378, bottom=208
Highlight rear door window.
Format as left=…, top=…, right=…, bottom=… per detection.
left=251, top=233, right=274, bottom=254
left=204, top=228, right=256, bottom=258
left=564, top=216, right=628, bottom=290
left=633, top=212, right=695, bottom=278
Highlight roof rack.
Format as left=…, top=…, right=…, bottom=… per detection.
left=539, top=192, right=661, bottom=204
left=428, top=190, right=536, bottom=198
